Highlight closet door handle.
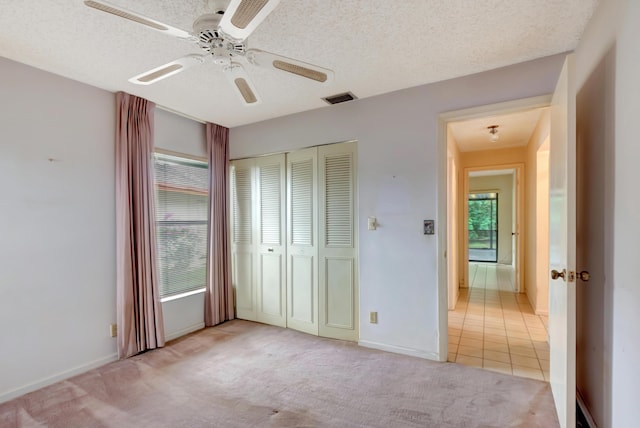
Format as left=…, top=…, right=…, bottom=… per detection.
left=267, top=248, right=274, bottom=252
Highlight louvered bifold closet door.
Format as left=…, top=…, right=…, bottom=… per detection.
left=255, top=154, right=286, bottom=327
left=318, top=142, right=358, bottom=341
left=230, top=158, right=257, bottom=321
left=286, top=148, right=319, bottom=335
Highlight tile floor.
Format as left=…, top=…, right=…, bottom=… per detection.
left=448, top=262, right=550, bottom=381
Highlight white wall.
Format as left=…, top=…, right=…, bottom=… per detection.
left=155, top=108, right=206, bottom=157
left=0, top=57, right=117, bottom=402
left=0, top=58, right=208, bottom=403
left=468, top=174, right=513, bottom=264
left=154, top=108, right=207, bottom=341
left=231, top=54, right=566, bottom=359
left=611, top=4, right=640, bottom=422
left=573, top=0, right=640, bottom=425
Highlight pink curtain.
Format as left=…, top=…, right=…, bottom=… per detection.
left=204, top=123, right=234, bottom=326
left=115, top=92, right=164, bottom=358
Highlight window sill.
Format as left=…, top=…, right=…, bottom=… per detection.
left=160, top=287, right=206, bottom=303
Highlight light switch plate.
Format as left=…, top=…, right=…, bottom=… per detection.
left=368, top=216, right=377, bottom=230
left=423, top=220, right=434, bottom=235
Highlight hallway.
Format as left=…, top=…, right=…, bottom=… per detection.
left=448, top=263, right=550, bottom=381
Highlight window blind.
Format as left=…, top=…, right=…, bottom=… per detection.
left=153, top=152, right=208, bottom=298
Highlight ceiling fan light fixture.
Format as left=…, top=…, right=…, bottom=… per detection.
left=488, top=125, right=499, bottom=142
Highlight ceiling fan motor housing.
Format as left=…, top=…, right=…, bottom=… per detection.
left=193, top=13, right=244, bottom=65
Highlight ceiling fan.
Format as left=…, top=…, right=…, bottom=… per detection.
left=84, top=0, right=334, bottom=105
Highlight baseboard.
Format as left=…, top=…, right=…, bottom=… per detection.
left=358, top=340, right=440, bottom=361
left=0, top=353, right=118, bottom=404
left=165, top=322, right=205, bottom=342
left=577, top=391, right=597, bottom=427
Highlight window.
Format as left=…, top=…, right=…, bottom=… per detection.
left=153, top=152, right=208, bottom=299
left=468, top=192, right=498, bottom=263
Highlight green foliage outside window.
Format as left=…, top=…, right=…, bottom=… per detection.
left=468, top=193, right=497, bottom=250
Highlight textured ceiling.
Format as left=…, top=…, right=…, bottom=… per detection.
left=450, top=108, right=546, bottom=152
left=0, top=0, right=598, bottom=127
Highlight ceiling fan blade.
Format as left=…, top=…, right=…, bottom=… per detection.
left=247, top=49, right=334, bottom=84
left=84, top=0, right=193, bottom=40
left=219, top=0, right=281, bottom=41
left=223, top=63, right=261, bottom=105
left=129, top=55, right=206, bottom=85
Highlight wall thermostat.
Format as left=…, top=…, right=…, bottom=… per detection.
left=423, top=220, right=434, bottom=235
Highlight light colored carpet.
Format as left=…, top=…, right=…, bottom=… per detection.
left=0, top=320, right=558, bottom=427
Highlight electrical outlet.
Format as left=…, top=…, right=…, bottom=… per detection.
left=369, top=311, right=378, bottom=324
left=109, top=324, right=117, bottom=338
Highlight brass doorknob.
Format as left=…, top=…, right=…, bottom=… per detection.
left=551, top=269, right=566, bottom=280
left=577, top=271, right=590, bottom=281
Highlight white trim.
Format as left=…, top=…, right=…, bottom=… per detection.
left=160, top=287, right=206, bottom=303
left=230, top=139, right=358, bottom=161
left=437, top=108, right=449, bottom=362
left=154, top=148, right=207, bottom=164
left=438, top=95, right=552, bottom=123
left=165, top=322, right=206, bottom=342
left=358, top=340, right=440, bottom=361
left=0, top=353, right=118, bottom=404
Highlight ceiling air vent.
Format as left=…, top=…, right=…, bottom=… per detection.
left=323, top=92, right=357, bottom=105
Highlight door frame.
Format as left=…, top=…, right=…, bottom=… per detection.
left=436, top=95, right=551, bottom=360
left=466, top=188, right=500, bottom=264
left=463, top=164, right=524, bottom=292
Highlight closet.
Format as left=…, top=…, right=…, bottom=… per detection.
left=230, top=141, right=358, bottom=341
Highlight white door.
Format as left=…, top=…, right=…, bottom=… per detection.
left=286, top=147, right=319, bottom=335
left=230, top=158, right=257, bottom=321
left=548, top=54, right=576, bottom=428
left=255, top=155, right=286, bottom=327
left=318, top=142, right=358, bottom=341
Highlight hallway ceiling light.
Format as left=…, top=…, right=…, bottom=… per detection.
left=487, top=125, right=499, bottom=142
